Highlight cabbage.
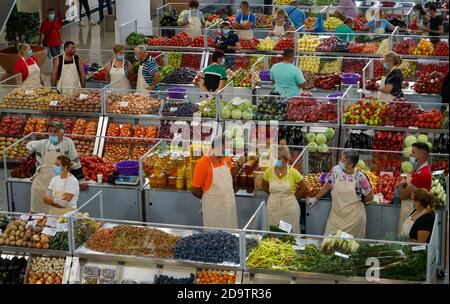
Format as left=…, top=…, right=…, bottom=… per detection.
left=325, top=128, right=335, bottom=139
left=427, top=142, right=432, bottom=150
left=401, top=161, right=414, bottom=174
left=417, top=134, right=428, bottom=143
left=223, top=130, right=232, bottom=139
left=316, top=133, right=328, bottom=145
left=306, top=133, right=316, bottom=143
left=404, top=135, right=417, bottom=147
left=231, top=109, right=242, bottom=119
left=307, top=142, right=318, bottom=152
left=242, top=111, right=254, bottom=120
left=402, top=146, right=412, bottom=158
left=318, top=144, right=329, bottom=153
left=221, top=108, right=231, bottom=119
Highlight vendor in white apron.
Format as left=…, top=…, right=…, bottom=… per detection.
left=183, top=1, right=205, bottom=38
left=43, top=155, right=80, bottom=216
left=270, top=9, right=294, bottom=38
left=13, top=43, right=43, bottom=87
left=191, top=135, right=245, bottom=229
left=106, top=44, right=133, bottom=90
left=235, top=1, right=255, bottom=39
left=396, top=142, right=432, bottom=235
left=134, top=45, right=161, bottom=95
left=51, top=41, right=86, bottom=96
left=262, top=146, right=307, bottom=234
left=307, top=150, right=374, bottom=238
left=400, top=188, right=435, bottom=243
left=377, top=51, right=404, bottom=101
left=27, top=122, right=87, bottom=214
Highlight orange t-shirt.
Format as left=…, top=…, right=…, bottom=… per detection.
left=191, top=155, right=232, bottom=192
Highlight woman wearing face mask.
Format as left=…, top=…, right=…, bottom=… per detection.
left=269, top=9, right=294, bottom=38
left=199, top=49, right=227, bottom=95
left=39, top=8, right=62, bottom=58
left=105, top=44, right=133, bottom=90
left=262, top=146, right=307, bottom=233
left=43, top=155, right=80, bottom=216
left=307, top=150, right=374, bottom=238
left=377, top=51, right=404, bottom=101
left=13, top=43, right=44, bottom=88
left=401, top=188, right=435, bottom=243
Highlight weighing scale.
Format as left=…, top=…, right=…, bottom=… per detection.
left=114, top=175, right=140, bottom=186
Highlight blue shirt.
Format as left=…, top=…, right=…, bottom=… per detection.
left=236, top=12, right=256, bottom=28
left=367, top=19, right=391, bottom=33
left=270, top=62, right=306, bottom=97
left=141, top=55, right=160, bottom=86
left=284, top=6, right=306, bottom=29
left=215, top=33, right=240, bottom=53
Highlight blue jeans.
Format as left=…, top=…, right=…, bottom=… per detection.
left=98, top=0, right=113, bottom=19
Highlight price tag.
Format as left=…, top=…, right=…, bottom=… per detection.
left=412, top=245, right=426, bottom=251
left=49, top=100, right=58, bottom=106
left=385, top=125, right=395, bottom=128
left=271, top=266, right=284, bottom=270
left=79, top=93, right=89, bottom=100
left=31, top=215, right=44, bottom=220
left=46, top=218, right=58, bottom=228
left=380, top=171, right=393, bottom=177
left=334, top=251, right=350, bottom=259
left=57, top=223, right=68, bottom=232
left=295, top=121, right=305, bottom=123
left=42, top=227, right=57, bottom=236
left=27, top=220, right=37, bottom=228
left=204, top=108, right=211, bottom=113
left=433, top=170, right=445, bottom=176
left=25, top=89, right=34, bottom=95
left=279, top=220, right=292, bottom=233
left=340, top=231, right=353, bottom=239
left=170, top=107, right=178, bottom=112
left=19, top=215, right=30, bottom=221
left=120, top=101, right=128, bottom=107
left=408, top=126, right=419, bottom=130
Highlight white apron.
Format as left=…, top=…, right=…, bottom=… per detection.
left=267, top=166, right=300, bottom=234
left=238, top=14, right=254, bottom=39
left=57, top=54, right=81, bottom=96
left=185, top=10, right=202, bottom=37
left=21, top=57, right=42, bottom=88
left=397, top=162, right=429, bottom=235
left=136, top=64, right=148, bottom=95
left=324, top=170, right=366, bottom=238
left=201, top=158, right=238, bottom=229
left=377, top=66, right=398, bottom=101
left=109, top=59, right=131, bottom=90
left=273, top=24, right=286, bottom=37
left=401, top=208, right=429, bottom=238
left=30, top=142, right=59, bottom=214
left=48, top=174, right=76, bottom=216
left=374, top=22, right=386, bottom=34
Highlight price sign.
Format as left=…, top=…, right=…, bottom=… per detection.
left=31, top=215, right=44, bottom=220
left=27, top=220, right=37, bottom=228
left=433, top=170, right=445, bottom=176
left=408, top=126, right=419, bottom=130
left=380, top=171, right=393, bottom=177
left=42, top=227, right=57, bottom=236
left=334, top=252, right=349, bottom=259
left=57, top=223, right=68, bottom=232
left=25, top=89, right=34, bottom=95
left=412, top=245, right=426, bottom=251
left=231, top=99, right=242, bottom=106
left=340, top=231, right=353, bottom=239
left=19, top=215, right=30, bottom=221
left=46, top=218, right=58, bottom=228
left=79, top=93, right=89, bottom=100
left=293, top=245, right=305, bottom=251
left=170, top=107, right=178, bottom=112
left=204, top=108, right=211, bottom=113
left=120, top=101, right=128, bottom=107
left=49, top=100, right=58, bottom=106
left=278, top=220, right=292, bottom=233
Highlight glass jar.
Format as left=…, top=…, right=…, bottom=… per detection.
left=238, top=173, right=247, bottom=190
left=168, top=157, right=177, bottom=176
left=150, top=173, right=158, bottom=189
left=185, top=168, right=191, bottom=190
left=246, top=175, right=255, bottom=193
left=153, top=154, right=161, bottom=176
left=176, top=177, right=184, bottom=190
left=168, top=176, right=177, bottom=190
left=157, top=172, right=167, bottom=188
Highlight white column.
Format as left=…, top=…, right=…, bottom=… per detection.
left=115, top=0, right=152, bottom=44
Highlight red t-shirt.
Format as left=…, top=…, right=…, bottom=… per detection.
left=13, top=56, right=38, bottom=81
left=40, top=19, right=62, bottom=47
left=411, top=163, right=432, bottom=191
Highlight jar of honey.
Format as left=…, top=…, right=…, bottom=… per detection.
left=150, top=173, right=158, bottom=189
left=157, top=172, right=167, bottom=188
left=185, top=168, right=191, bottom=190
left=238, top=173, right=247, bottom=190
left=176, top=177, right=184, bottom=190
left=168, top=176, right=177, bottom=189
left=176, top=157, right=185, bottom=177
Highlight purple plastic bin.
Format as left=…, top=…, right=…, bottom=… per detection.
left=319, top=172, right=328, bottom=185
left=259, top=71, right=271, bottom=81
left=167, top=88, right=186, bottom=99
left=115, top=160, right=139, bottom=176
left=83, top=63, right=90, bottom=73
left=340, top=73, right=361, bottom=85
left=327, top=93, right=343, bottom=103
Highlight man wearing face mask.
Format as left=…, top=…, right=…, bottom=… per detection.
left=270, top=48, right=307, bottom=97
left=27, top=122, right=87, bottom=214
left=215, top=21, right=240, bottom=70
left=39, top=8, right=62, bottom=58
left=199, top=49, right=228, bottom=95
left=191, top=135, right=245, bottom=229
left=396, top=142, right=432, bottom=235
left=307, top=150, right=374, bottom=238
left=134, top=45, right=161, bottom=95
left=51, top=41, right=86, bottom=96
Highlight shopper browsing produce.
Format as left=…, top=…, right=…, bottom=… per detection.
left=262, top=146, right=307, bottom=233
left=430, top=71, right=449, bottom=103
left=215, top=21, right=240, bottom=70
left=39, top=8, right=62, bottom=58
left=235, top=1, right=256, bottom=39
left=105, top=44, right=133, bottom=90
left=335, top=17, right=355, bottom=42
left=397, top=142, right=432, bottom=235
left=335, top=0, right=359, bottom=19
left=401, top=188, right=435, bottom=243
left=134, top=45, right=161, bottom=94
left=377, top=51, right=404, bottom=101
left=27, top=122, right=87, bottom=214
left=423, top=3, right=444, bottom=43
left=43, top=155, right=80, bottom=216
left=51, top=41, right=86, bottom=96
left=270, top=9, right=294, bottom=38
left=307, top=150, right=374, bottom=238
left=270, top=48, right=307, bottom=97
left=13, top=43, right=44, bottom=88
left=199, top=49, right=227, bottom=94
left=191, top=135, right=245, bottom=229
left=283, top=1, right=306, bottom=30
left=183, top=0, right=205, bottom=38
left=412, top=3, right=430, bottom=28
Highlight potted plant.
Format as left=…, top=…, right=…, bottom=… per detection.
left=0, top=6, right=46, bottom=74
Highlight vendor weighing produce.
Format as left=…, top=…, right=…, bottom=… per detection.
left=27, top=122, right=87, bottom=214
left=51, top=41, right=86, bottom=96
left=191, top=135, right=245, bottom=229
left=270, top=48, right=307, bottom=97
left=182, top=0, right=205, bottom=38
left=215, top=21, right=241, bottom=70
left=134, top=45, right=161, bottom=94
left=105, top=44, right=133, bottom=90
left=13, top=43, right=44, bottom=88
left=396, top=142, right=432, bottom=235
left=307, top=150, right=374, bottom=238
left=262, top=146, right=307, bottom=233
left=43, top=155, right=80, bottom=216
left=235, top=1, right=256, bottom=39
left=199, top=49, right=227, bottom=94
left=377, top=51, right=404, bottom=101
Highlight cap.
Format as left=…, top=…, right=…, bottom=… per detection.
left=49, top=121, right=64, bottom=130
left=220, top=21, right=232, bottom=28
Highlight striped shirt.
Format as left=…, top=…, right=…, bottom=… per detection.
left=141, top=55, right=160, bottom=86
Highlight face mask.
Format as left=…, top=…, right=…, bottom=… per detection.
left=49, top=136, right=59, bottom=145
left=53, top=165, right=62, bottom=176
left=223, top=29, right=230, bottom=35
left=383, top=63, right=389, bottom=70
left=27, top=50, right=33, bottom=57
left=117, top=55, right=125, bottom=60
left=277, top=18, right=285, bottom=22
left=338, top=161, right=345, bottom=170
left=275, top=160, right=283, bottom=168
left=69, top=49, right=77, bottom=56
left=135, top=55, right=140, bottom=61
left=49, top=13, right=55, bottom=20
left=221, top=58, right=225, bottom=65
left=410, top=157, right=417, bottom=166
